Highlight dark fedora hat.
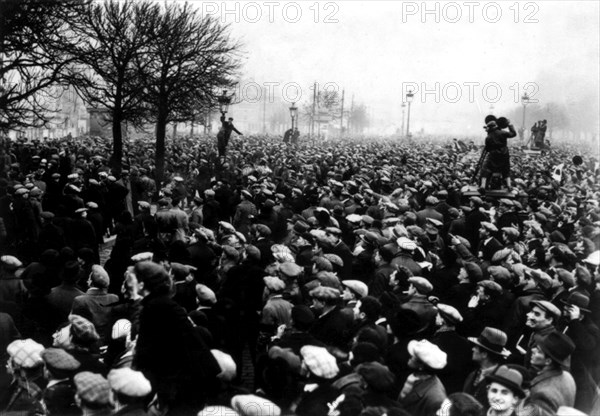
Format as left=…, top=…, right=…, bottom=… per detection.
left=536, top=331, right=575, bottom=369
left=486, top=365, right=526, bottom=398
left=560, top=292, right=591, bottom=313
left=468, top=327, right=510, bottom=358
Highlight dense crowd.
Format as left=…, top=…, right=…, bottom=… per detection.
left=0, top=131, right=599, bottom=416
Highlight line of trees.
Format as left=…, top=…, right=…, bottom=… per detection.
left=1, top=0, right=241, bottom=182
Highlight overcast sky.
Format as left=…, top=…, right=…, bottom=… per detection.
left=194, top=1, right=599, bottom=136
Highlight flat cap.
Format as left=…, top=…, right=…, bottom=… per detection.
left=107, top=368, right=152, bottom=397
left=408, top=276, right=434, bottom=294
left=478, top=279, right=503, bottom=293
left=530, top=300, right=561, bottom=319
left=341, top=280, right=369, bottom=299
left=74, top=372, right=113, bottom=405
left=436, top=303, right=463, bottom=325
left=279, top=261, right=303, bottom=277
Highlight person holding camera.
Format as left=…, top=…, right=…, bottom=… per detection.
left=480, top=116, right=517, bottom=192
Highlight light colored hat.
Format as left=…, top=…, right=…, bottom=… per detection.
left=108, top=368, right=152, bottom=397
left=264, top=276, right=286, bottom=292
left=198, top=406, right=240, bottom=416
left=41, top=348, right=80, bottom=372
left=90, top=264, right=110, bottom=288
left=196, top=284, right=217, bottom=304
left=219, top=221, right=236, bottom=233
left=408, top=276, right=434, bottom=294
left=436, top=303, right=463, bottom=325
left=397, top=237, right=417, bottom=251
left=407, top=339, right=447, bottom=370
left=7, top=339, right=45, bottom=368
left=0, top=255, right=23, bottom=270
left=131, top=252, right=153, bottom=263
left=74, top=372, right=113, bottom=406
left=230, top=394, right=281, bottom=416
left=279, top=262, right=303, bottom=277
left=480, top=221, right=498, bottom=232
left=530, top=300, right=562, bottom=320
left=583, top=250, right=600, bottom=267
left=341, top=280, right=368, bottom=299
left=300, top=345, right=339, bottom=379
left=111, top=319, right=132, bottom=340
left=211, top=349, right=237, bottom=381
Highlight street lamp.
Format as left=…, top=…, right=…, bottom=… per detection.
left=521, top=92, right=530, bottom=139
left=289, top=102, right=298, bottom=130
left=406, top=89, right=414, bottom=137
left=218, top=90, right=232, bottom=114
left=401, top=102, right=406, bottom=138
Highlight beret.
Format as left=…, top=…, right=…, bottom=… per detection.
left=341, top=280, right=368, bottom=298
left=90, top=264, right=110, bottom=288
left=107, top=368, right=152, bottom=397
left=7, top=339, right=45, bottom=368
left=279, top=261, right=303, bottom=277
left=408, top=276, right=433, bottom=294
left=478, top=279, right=503, bottom=293
left=74, top=372, right=113, bottom=405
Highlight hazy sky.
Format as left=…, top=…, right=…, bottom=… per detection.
left=193, top=1, right=599, bottom=136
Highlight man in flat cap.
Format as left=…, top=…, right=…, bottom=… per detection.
left=431, top=304, right=473, bottom=394
left=320, top=227, right=353, bottom=280
left=416, top=195, right=443, bottom=228
left=478, top=222, right=503, bottom=263
left=73, top=372, right=114, bottom=414
left=400, top=276, right=437, bottom=334
left=518, top=299, right=561, bottom=367
left=41, top=348, right=81, bottom=416
left=308, top=286, right=353, bottom=352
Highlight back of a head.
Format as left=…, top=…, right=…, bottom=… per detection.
left=134, top=261, right=171, bottom=295
left=447, top=392, right=484, bottom=416
left=62, top=261, right=81, bottom=285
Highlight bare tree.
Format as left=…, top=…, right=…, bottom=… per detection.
left=0, top=0, right=86, bottom=133
left=139, top=3, right=241, bottom=184
left=65, top=0, right=160, bottom=172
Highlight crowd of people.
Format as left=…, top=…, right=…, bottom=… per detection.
left=0, top=129, right=599, bottom=416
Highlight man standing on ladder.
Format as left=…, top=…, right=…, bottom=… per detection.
left=217, top=113, right=243, bottom=158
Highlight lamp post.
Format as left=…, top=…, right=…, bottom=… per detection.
left=406, top=89, right=414, bottom=137
left=289, top=102, right=298, bottom=130
left=521, top=92, right=530, bottom=140
left=401, top=102, right=406, bottom=138
left=218, top=90, right=232, bottom=115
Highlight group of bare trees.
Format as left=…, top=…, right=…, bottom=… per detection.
left=1, top=0, right=241, bottom=181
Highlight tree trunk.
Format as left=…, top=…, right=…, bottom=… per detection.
left=173, top=122, right=177, bottom=138
left=155, top=110, right=168, bottom=186
left=111, top=115, right=123, bottom=175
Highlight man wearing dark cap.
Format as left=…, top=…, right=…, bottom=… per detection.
left=431, top=304, right=473, bottom=394
left=320, top=227, right=353, bottom=280
left=416, top=195, right=443, bottom=227
left=463, top=327, right=510, bottom=409
left=308, top=286, right=353, bottom=351
left=233, top=189, right=257, bottom=239
left=528, top=331, right=576, bottom=413
left=370, top=244, right=397, bottom=298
